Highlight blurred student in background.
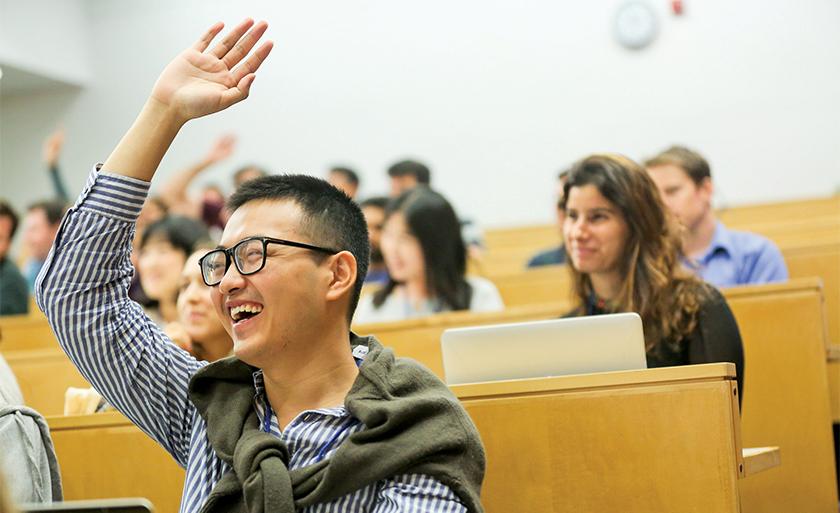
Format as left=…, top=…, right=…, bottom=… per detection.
left=645, top=146, right=788, bottom=287
left=354, top=187, right=503, bottom=323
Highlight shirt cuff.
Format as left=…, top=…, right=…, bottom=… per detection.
left=76, top=165, right=151, bottom=222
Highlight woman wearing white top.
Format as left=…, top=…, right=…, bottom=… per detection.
left=354, top=187, right=504, bottom=324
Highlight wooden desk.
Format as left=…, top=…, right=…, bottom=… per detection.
left=453, top=363, right=746, bottom=512
left=0, top=310, right=58, bottom=352
left=724, top=280, right=838, bottom=513
left=4, top=348, right=90, bottom=416
left=51, top=365, right=752, bottom=513
left=48, top=412, right=185, bottom=513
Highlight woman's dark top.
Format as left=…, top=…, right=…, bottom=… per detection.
left=567, top=285, right=745, bottom=401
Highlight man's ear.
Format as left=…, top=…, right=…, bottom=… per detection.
left=325, top=251, right=357, bottom=303
left=697, top=176, right=714, bottom=205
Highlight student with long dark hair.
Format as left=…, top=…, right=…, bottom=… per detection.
left=354, top=187, right=503, bottom=323
left=562, top=154, right=745, bottom=395
left=137, top=216, right=210, bottom=326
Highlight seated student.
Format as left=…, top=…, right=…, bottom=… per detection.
left=22, top=199, right=67, bottom=293
left=359, top=196, right=390, bottom=285
left=354, top=188, right=504, bottom=324
left=562, top=154, right=745, bottom=395
left=36, top=19, right=483, bottom=513
left=327, top=166, right=360, bottom=200
left=527, top=169, right=569, bottom=268
left=165, top=249, right=234, bottom=362
left=387, top=159, right=485, bottom=255
left=137, top=216, right=210, bottom=326
left=0, top=201, right=28, bottom=315
left=644, top=146, right=788, bottom=287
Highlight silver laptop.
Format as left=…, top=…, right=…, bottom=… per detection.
left=441, top=313, right=647, bottom=385
left=20, top=499, right=154, bottom=513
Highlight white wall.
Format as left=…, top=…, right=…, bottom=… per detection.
left=0, top=0, right=91, bottom=86
left=1, top=0, right=839, bottom=229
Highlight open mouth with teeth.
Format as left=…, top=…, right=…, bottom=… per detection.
left=230, top=303, right=264, bottom=324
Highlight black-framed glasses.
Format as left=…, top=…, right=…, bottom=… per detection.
left=198, top=236, right=340, bottom=286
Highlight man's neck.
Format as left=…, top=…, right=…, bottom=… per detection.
left=261, top=326, right=359, bottom=430
left=684, top=212, right=718, bottom=259
left=590, top=271, right=622, bottom=302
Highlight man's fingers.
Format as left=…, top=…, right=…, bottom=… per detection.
left=209, top=18, right=254, bottom=58
left=222, top=21, right=269, bottom=70
left=193, top=22, right=225, bottom=52
left=230, top=40, right=274, bottom=84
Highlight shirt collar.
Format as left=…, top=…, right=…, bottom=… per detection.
left=697, top=221, right=735, bottom=264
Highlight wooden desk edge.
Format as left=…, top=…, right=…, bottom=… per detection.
left=451, top=363, right=737, bottom=399
left=47, top=410, right=131, bottom=431
left=742, top=447, right=781, bottom=477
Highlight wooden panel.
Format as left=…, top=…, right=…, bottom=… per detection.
left=784, top=243, right=840, bottom=345
left=0, top=310, right=59, bottom=351
left=48, top=412, right=185, bottom=513
left=3, top=348, right=90, bottom=416
left=724, top=281, right=838, bottom=513
left=455, top=364, right=742, bottom=513
left=742, top=447, right=781, bottom=477
left=717, top=195, right=840, bottom=227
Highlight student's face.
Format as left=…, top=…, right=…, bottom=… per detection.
left=0, top=215, right=12, bottom=261
left=23, top=208, right=58, bottom=261
left=389, top=176, right=418, bottom=198
left=361, top=205, right=385, bottom=264
left=646, top=164, right=712, bottom=230
left=563, top=184, right=629, bottom=277
left=210, top=200, right=334, bottom=367
left=328, top=172, right=358, bottom=199
left=177, top=252, right=229, bottom=349
left=138, top=239, right=187, bottom=301
left=380, top=213, right=425, bottom=283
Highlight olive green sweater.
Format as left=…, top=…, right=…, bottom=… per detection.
left=189, top=335, right=485, bottom=513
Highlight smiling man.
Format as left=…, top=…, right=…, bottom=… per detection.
left=36, top=19, right=484, bottom=513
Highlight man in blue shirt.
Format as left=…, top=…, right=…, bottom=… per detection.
left=645, top=146, right=788, bottom=287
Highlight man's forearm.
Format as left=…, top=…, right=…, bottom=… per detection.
left=101, top=98, right=185, bottom=181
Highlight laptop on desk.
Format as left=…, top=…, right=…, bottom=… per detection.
left=441, top=313, right=647, bottom=385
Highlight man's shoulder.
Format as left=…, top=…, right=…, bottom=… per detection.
left=527, top=246, right=565, bottom=267
left=719, top=224, right=782, bottom=257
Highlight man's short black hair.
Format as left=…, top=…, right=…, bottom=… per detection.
left=387, top=160, right=431, bottom=185
left=27, top=199, right=68, bottom=226
left=330, top=167, right=360, bottom=187
left=228, top=174, right=370, bottom=323
left=0, top=200, right=19, bottom=238
left=359, top=196, right=389, bottom=210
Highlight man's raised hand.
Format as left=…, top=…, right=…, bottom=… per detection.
left=102, top=19, right=272, bottom=182
left=151, top=19, right=273, bottom=124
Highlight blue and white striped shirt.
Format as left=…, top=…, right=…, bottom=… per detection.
left=36, top=167, right=467, bottom=513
